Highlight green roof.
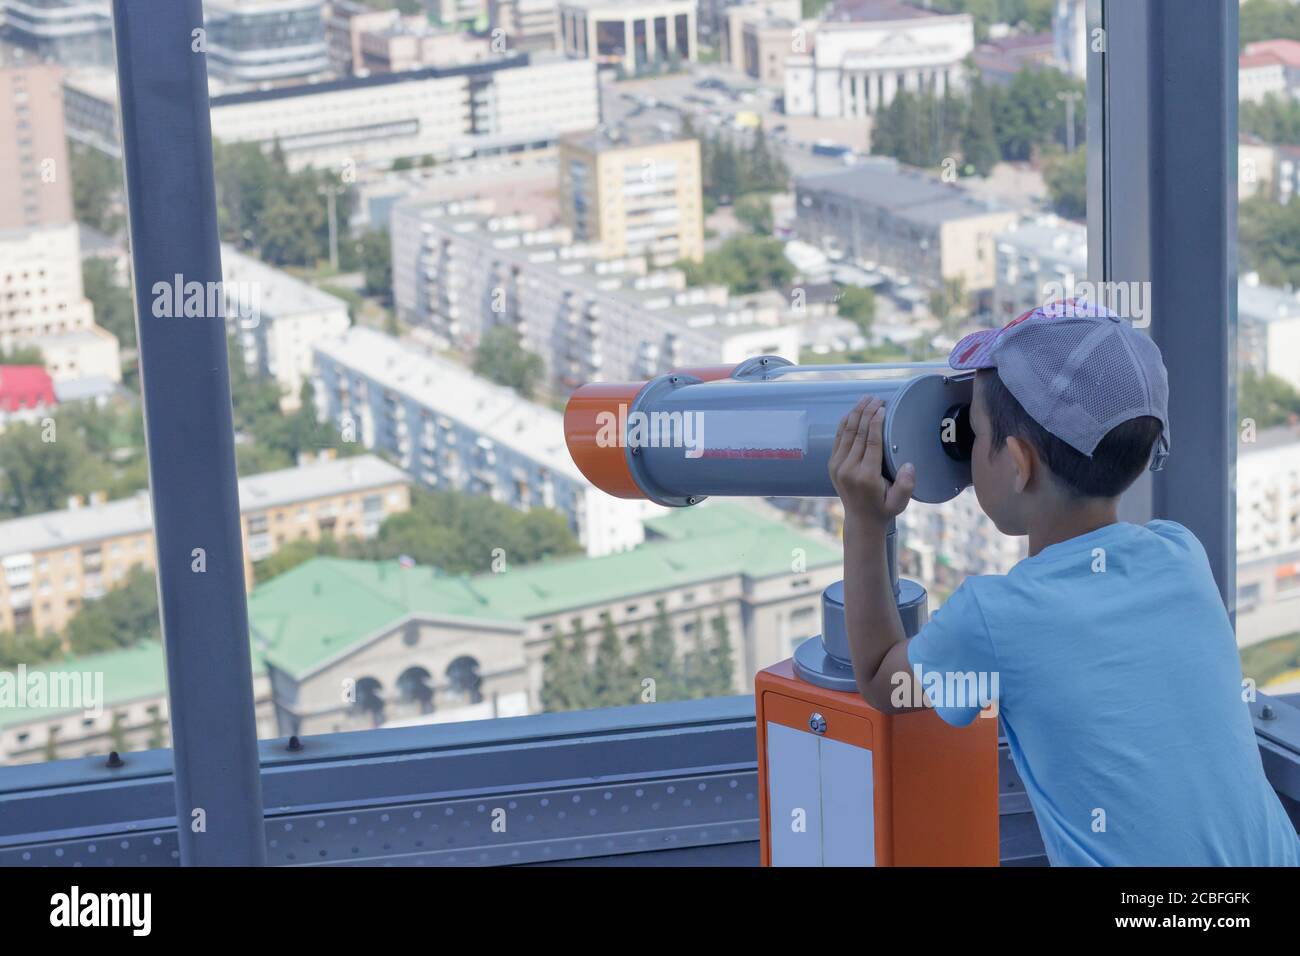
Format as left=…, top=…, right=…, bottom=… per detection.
left=249, top=501, right=841, bottom=678
left=2, top=641, right=168, bottom=729
left=2, top=502, right=842, bottom=724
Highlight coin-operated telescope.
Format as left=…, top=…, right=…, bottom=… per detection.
left=565, top=357, right=999, bottom=866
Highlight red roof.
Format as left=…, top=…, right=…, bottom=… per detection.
left=0, top=365, right=57, bottom=413
left=1244, top=39, right=1300, bottom=68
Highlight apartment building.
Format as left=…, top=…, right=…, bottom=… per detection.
left=221, top=245, right=352, bottom=411
left=390, top=198, right=800, bottom=390
left=558, top=129, right=704, bottom=264
left=722, top=0, right=809, bottom=87
left=558, top=0, right=697, bottom=74
left=0, top=223, right=121, bottom=383
left=782, top=0, right=975, bottom=119
left=1237, top=426, right=1300, bottom=648
left=203, top=0, right=332, bottom=85
left=313, top=325, right=662, bottom=557
left=0, top=453, right=411, bottom=636
left=489, top=0, right=561, bottom=53
left=62, top=53, right=599, bottom=172
left=0, top=52, right=75, bottom=230
left=994, top=217, right=1300, bottom=394
left=0, top=501, right=841, bottom=763
left=794, top=160, right=1018, bottom=293
left=0, top=0, right=114, bottom=66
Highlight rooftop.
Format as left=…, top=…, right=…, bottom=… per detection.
left=1, top=502, right=841, bottom=725
left=825, top=0, right=952, bottom=23
left=251, top=499, right=841, bottom=676
left=0, top=454, right=409, bottom=558
left=220, top=245, right=352, bottom=320
left=314, top=327, right=585, bottom=482
left=1243, top=38, right=1300, bottom=69
left=797, top=160, right=1009, bottom=227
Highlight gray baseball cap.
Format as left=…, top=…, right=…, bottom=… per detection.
left=949, top=299, right=1171, bottom=471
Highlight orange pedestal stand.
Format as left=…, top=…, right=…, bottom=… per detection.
left=756, top=659, right=999, bottom=866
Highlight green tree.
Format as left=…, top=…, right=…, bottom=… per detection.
left=1241, top=94, right=1300, bottom=145
left=109, top=712, right=128, bottom=752
left=1240, top=195, right=1300, bottom=287
left=83, top=257, right=137, bottom=350
left=1240, top=0, right=1300, bottom=48
left=0, top=627, right=63, bottom=669
left=253, top=535, right=345, bottom=583
left=0, top=420, right=111, bottom=519
left=362, top=488, right=581, bottom=574
left=0, top=345, right=44, bottom=365
left=735, top=193, right=774, bottom=235
left=359, top=229, right=393, bottom=302
left=992, top=68, right=1085, bottom=162
left=69, top=143, right=125, bottom=235
left=64, top=567, right=161, bottom=657
left=1240, top=368, right=1300, bottom=428
left=679, top=235, right=794, bottom=295
left=704, top=613, right=737, bottom=695
left=963, top=81, right=1001, bottom=176
left=472, top=325, right=545, bottom=398
left=837, top=285, right=877, bottom=339
left=633, top=600, right=681, bottom=702
left=589, top=613, right=634, bottom=707
left=147, top=708, right=167, bottom=750
left=1043, top=149, right=1087, bottom=221
left=541, top=617, right=591, bottom=712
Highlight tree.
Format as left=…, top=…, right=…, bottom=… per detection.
left=1240, top=195, right=1300, bottom=288
left=1240, top=0, right=1300, bottom=48
left=359, top=229, right=393, bottom=302
left=83, top=257, right=137, bottom=350
left=704, top=613, right=737, bottom=695
left=253, top=535, right=343, bottom=584
left=69, top=143, right=125, bottom=236
left=963, top=81, right=1001, bottom=176
left=992, top=68, right=1085, bottom=162
left=735, top=193, right=773, bottom=235
left=1241, top=94, right=1300, bottom=146
left=0, top=627, right=62, bottom=669
left=679, top=235, right=795, bottom=295
left=633, top=600, right=681, bottom=702
left=109, top=712, right=128, bottom=752
left=1043, top=149, right=1087, bottom=221
left=838, top=285, right=877, bottom=339
left=64, top=567, right=161, bottom=657
left=0, top=345, right=44, bottom=365
left=541, top=617, right=590, bottom=712
left=589, top=613, right=634, bottom=707
left=929, top=277, right=968, bottom=335
left=0, top=421, right=111, bottom=519
left=1240, top=368, right=1300, bottom=429
left=362, top=488, right=582, bottom=574
left=472, top=325, right=545, bottom=398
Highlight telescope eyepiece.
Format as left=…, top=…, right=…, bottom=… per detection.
left=941, top=403, right=975, bottom=462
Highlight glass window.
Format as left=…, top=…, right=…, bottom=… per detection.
left=1236, top=0, right=1300, bottom=697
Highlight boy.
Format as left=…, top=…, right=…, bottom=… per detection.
left=828, top=299, right=1300, bottom=866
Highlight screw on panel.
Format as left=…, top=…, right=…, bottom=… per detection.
left=808, top=713, right=827, bottom=735
left=686, top=497, right=697, bottom=505
left=287, top=735, right=303, bottom=752
left=105, top=751, right=124, bottom=768
left=1260, top=705, right=1276, bottom=721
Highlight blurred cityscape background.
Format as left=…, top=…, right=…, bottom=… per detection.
left=0, top=0, right=1296, bottom=765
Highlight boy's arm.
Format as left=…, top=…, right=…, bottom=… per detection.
left=829, top=396, right=923, bottom=713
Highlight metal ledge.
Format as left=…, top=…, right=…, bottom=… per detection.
left=1, top=693, right=1297, bottom=866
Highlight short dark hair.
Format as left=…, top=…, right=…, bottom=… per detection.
left=977, top=369, right=1163, bottom=499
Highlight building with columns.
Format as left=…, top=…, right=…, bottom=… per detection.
left=559, top=0, right=696, bottom=75
left=783, top=0, right=975, bottom=120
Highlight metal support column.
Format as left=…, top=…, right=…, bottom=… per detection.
left=1098, top=0, right=1238, bottom=614
left=112, top=0, right=267, bottom=865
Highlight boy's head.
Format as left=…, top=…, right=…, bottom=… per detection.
left=950, top=300, right=1170, bottom=534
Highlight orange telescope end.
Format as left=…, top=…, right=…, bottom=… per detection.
left=563, top=381, right=647, bottom=499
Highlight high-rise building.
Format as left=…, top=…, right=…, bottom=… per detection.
left=313, top=325, right=663, bottom=557
left=0, top=51, right=74, bottom=231
left=489, top=0, right=560, bottom=53
left=203, top=0, right=332, bottom=85
left=1052, top=0, right=1086, bottom=79
left=0, top=0, right=114, bottom=67
left=559, top=129, right=705, bottom=265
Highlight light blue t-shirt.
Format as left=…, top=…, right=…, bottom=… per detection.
left=907, top=520, right=1300, bottom=867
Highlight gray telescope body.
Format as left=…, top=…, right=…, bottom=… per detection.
left=623, top=358, right=974, bottom=508
left=564, top=356, right=976, bottom=692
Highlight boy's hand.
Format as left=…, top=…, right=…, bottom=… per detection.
left=829, top=396, right=916, bottom=529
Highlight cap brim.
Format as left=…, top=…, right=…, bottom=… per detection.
left=949, top=328, right=1001, bottom=369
